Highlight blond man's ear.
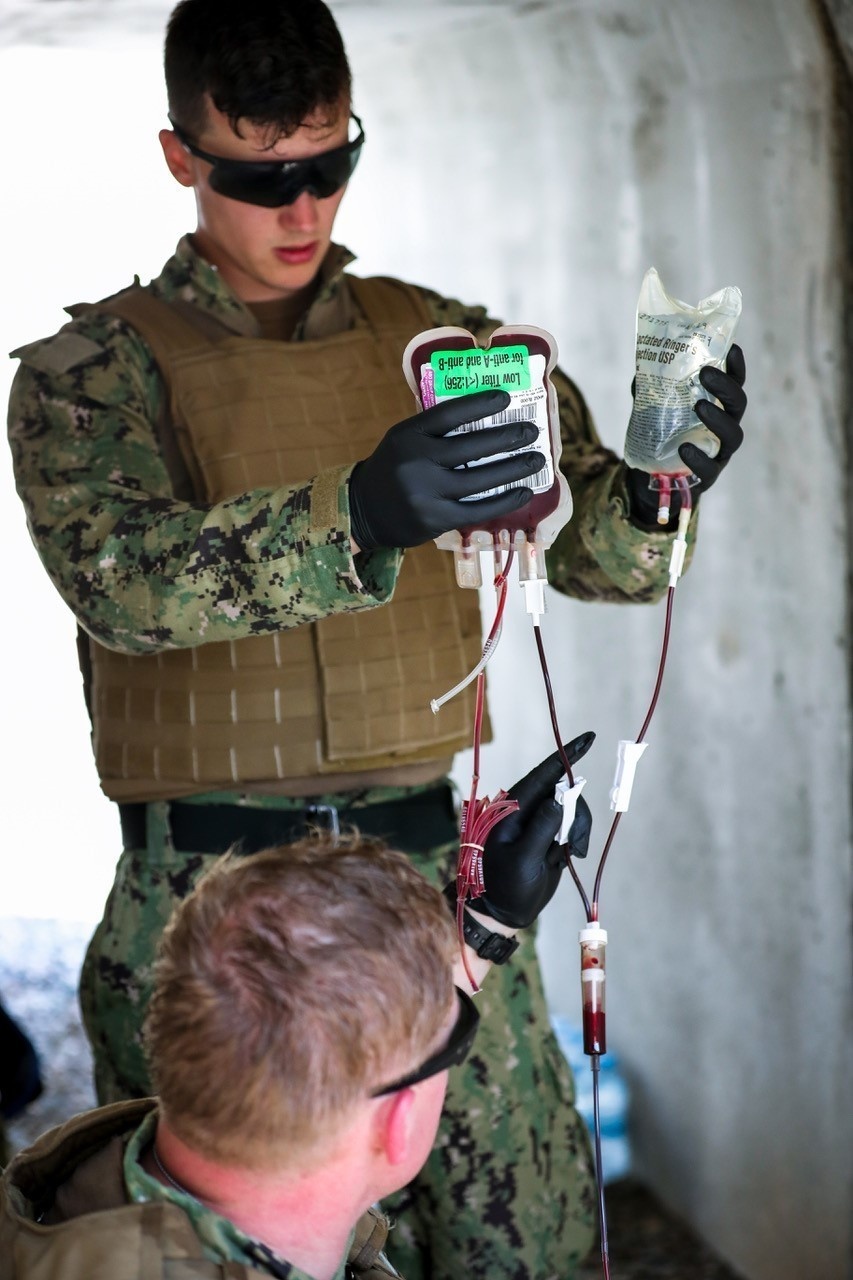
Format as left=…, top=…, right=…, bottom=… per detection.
left=370, top=1087, right=418, bottom=1168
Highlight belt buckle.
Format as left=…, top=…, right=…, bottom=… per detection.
left=305, top=803, right=341, bottom=839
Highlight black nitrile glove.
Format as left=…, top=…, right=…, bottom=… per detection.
left=626, top=343, right=747, bottom=527
left=469, top=732, right=595, bottom=929
left=348, top=389, right=544, bottom=551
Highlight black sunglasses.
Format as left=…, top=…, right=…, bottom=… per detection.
left=169, top=113, right=365, bottom=208
left=370, top=986, right=480, bottom=1098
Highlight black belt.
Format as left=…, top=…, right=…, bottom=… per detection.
left=118, top=782, right=457, bottom=858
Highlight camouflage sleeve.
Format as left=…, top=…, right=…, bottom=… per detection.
left=7, top=316, right=401, bottom=656
left=417, top=287, right=698, bottom=603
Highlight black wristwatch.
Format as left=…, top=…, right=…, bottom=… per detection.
left=442, top=885, right=520, bottom=965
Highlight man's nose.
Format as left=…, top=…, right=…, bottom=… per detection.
left=278, top=190, right=319, bottom=231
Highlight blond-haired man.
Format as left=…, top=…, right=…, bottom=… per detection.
left=0, top=742, right=592, bottom=1279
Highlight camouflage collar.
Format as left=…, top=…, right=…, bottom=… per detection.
left=150, top=235, right=358, bottom=342
left=124, top=1109, right=352, bottom=1279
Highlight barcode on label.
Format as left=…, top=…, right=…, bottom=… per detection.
left=445, top=391, right=554, bottom=500
left=461, top=464, right=552, bottom=500
left=450, top=406, right=532, bottom=433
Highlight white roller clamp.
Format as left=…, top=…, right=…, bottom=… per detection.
left=522, top=577, right=547, bottom=625
left=668, top=535, right=687, bottom=587
left=554, top=774, right=587, bottom=844
left=609, top=740, right=648, bottom=812
left=668, top=506, right=692, bottom=587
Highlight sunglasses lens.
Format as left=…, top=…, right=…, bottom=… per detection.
left=308, top=141, right=362, bottom=197
left=208, top=137, right=363, bottom=208
left=207, top=166, right=296, bottom=207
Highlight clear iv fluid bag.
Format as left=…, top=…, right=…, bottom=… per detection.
left=624, top=267, right=742, bottom=476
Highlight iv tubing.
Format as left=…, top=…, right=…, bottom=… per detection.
left=531, top=486, right=691, bottom=923
left=591, top=579, right=676, bottom=914
left=529, top=617, right=592, bottom=917
left=453, top=547, right=520, bottom=989
left=430, top=626, right=503, bottom=714
left=533, top=624, right=576, bottom=785
left=526, top=476, right=693, bottom=1280
left=590, top=1055, right=612, bottom=1280
left=431, top=548, right=515, bottom=713
left=585, top=482, right=692, bottom=1277
left=457, top=675, right=487, bottom=990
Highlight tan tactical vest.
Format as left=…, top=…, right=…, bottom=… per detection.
left=80, top=277, right=486, bottom=800
left=0, top=1099, right=400, bottom=1279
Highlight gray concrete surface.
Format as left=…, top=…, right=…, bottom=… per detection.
left=0, top=920, right=96, bottom=1153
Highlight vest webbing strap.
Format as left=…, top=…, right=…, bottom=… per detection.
left=70, top=287, right=228, bottom=368
left=348, top=1208, right=394, bottom=1273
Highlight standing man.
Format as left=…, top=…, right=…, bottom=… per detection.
left=5, top=1, right=746, bottom=1276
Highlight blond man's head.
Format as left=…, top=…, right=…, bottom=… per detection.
left=143, top=832, right=457, bottom=1169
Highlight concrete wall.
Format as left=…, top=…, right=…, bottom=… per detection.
left=2, top=2, right=850, bottom=1277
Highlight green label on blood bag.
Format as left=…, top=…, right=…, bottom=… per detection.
left=430, top=345, right=531, bottom=395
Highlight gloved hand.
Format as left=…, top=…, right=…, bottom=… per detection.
left=468, top=732, right=595, bottom=929
left=348, top=388, right=544, bottom=551
left=626, top=343, right=747, bottom=527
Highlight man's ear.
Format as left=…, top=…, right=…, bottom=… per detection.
left=373, top=1088, right=416, bottom=1167
left=159, top=128, right=195, bottom=188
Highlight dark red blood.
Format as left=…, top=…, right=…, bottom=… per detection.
left=407, top=331, right=561, bottom=538
left=583, top=1006, right=606, bottom=1056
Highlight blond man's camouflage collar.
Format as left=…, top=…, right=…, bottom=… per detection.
left=124, top=1109, right=351, bottom=1279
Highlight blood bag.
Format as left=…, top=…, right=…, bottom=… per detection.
left=402, top=324, right=572, bottom=588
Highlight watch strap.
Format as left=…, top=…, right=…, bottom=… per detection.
left=442, top=885, right=520, bottom=964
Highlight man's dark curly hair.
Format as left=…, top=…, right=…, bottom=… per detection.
left=164, top=0, right=352, bottom=143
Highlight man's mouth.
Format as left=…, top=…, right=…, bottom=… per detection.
left=274, top=243, right=318, bottom=265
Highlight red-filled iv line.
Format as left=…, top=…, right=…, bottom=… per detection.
left=435, top=476, right=692, bottom=1280
left=530, top=474, right=693, bottom=1280
left=452, top=548, right=520, bottom=989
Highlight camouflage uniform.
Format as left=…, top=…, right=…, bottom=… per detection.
left=124, top=1108, right=399, bottom=1277
left=7, top=238, right=693, bottom=1280
left=0, top=1098, right=399, bottom=1278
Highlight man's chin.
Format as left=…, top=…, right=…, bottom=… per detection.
left=267, top=254, right=323, bottom=295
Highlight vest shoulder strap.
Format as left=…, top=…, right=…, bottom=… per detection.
left=346, top=274, right=433, bottom=333
left=347, top=1207, right=401, bottom=1276
left=69, top=286, right=228, bottom=370
left=68, top=287, right=230, bottom=499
